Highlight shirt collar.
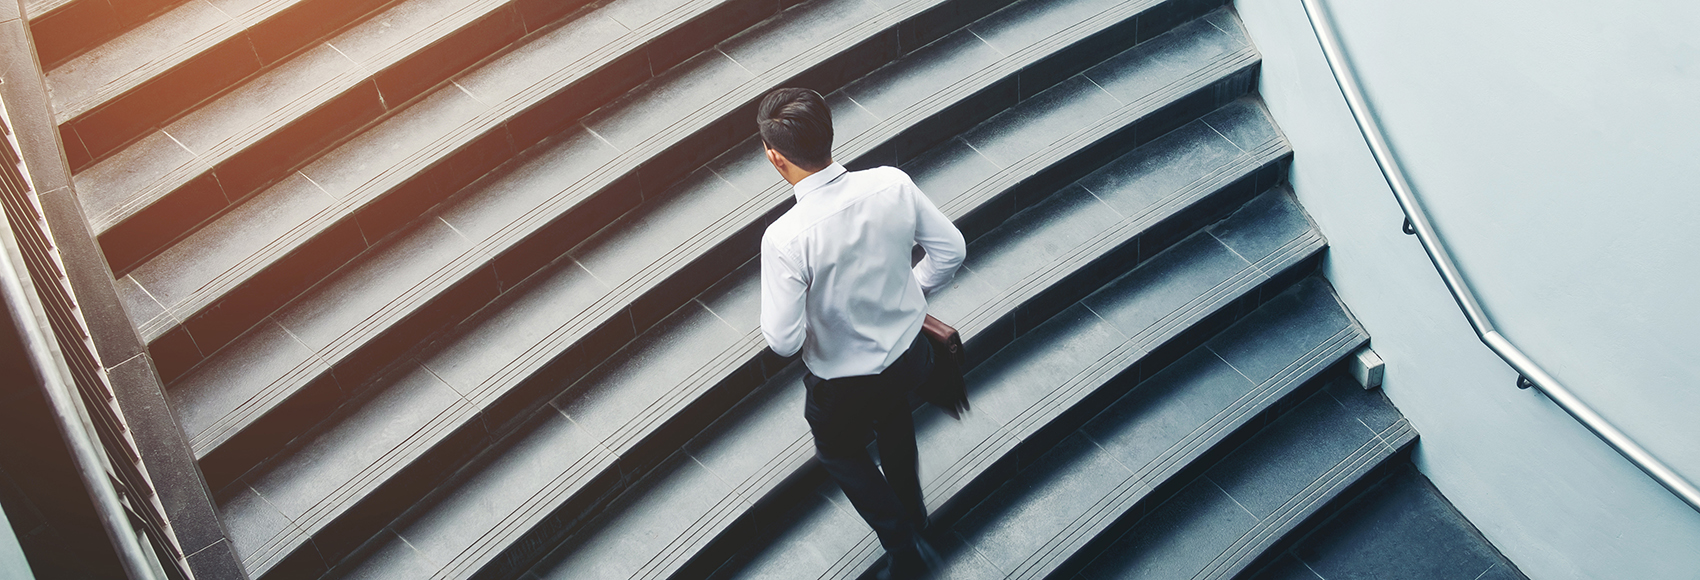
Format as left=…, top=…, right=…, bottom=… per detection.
left=792, top=162, right=847, bottom=201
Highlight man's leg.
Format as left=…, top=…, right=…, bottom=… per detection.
left=873, top=398, right=926, bottom=530
left=805, top=374, right=915, bottom=552
left=872, top=335, right=931, bottom=530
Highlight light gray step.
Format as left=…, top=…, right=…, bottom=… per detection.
left=319, top=12, right=1265, bottom=580
left=77, top=0, right=594, bottom=275
left=27, top=0, right=185, bottom=70
left=117, top=0, right=769, bottom=381
left=47, top=0, right=397, bottom=167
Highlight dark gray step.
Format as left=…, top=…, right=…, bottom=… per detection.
left=1244, top=458, right=1529, bottom=580
left=702, top=174, right=1322, bottom=580
left=79, top=0, right=598, bottom=275
left=116, top=0, right=779, bottom=379
left=903, top=277, right=1388, bottom=580
left=27, top=0, right=186, bottom=70
left=1055, top=368, right=1417, bottom=580
left=207, top=0, right=1232, bottom=577
left=313, top=15, right=1265, bottom=580
left=48, top=0, right=398, bottom=170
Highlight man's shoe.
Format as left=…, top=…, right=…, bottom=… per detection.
left=874, top=536, right=941, bottom=580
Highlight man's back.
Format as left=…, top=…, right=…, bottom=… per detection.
left=760, top=163, right=963, bottom=380
left=755, top=87, right=958, bottom=579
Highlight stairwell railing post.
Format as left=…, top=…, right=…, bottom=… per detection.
left=1296, top=0, right=1700, bottom=514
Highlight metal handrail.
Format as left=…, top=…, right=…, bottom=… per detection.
left=0, top=206, right=159, bottom=579
left=1297, top=0, right=1700, bottom=514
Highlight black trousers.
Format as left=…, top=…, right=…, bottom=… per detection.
left=803, top=332, right=933, bottom=553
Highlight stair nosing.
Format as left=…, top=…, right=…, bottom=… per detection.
left=77, top=0, right=516, bottom=235
left=48, top=0, right=312, bottom=122
left=1198, top=432, right=1389, bottom=579
left=24, top=0, right=75, bottom=20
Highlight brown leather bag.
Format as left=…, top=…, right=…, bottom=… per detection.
left=920, top=315, right=969, bottom=419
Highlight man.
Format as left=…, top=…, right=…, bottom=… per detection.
left=758, top=87, right=965, bottom=579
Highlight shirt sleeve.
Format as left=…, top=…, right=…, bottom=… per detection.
left=760, top=230, right=808, bottom=357
left=908, top=176, right=966, bottom=295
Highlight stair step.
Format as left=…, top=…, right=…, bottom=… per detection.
left=312, top=10, right=1262, bottom=579
left=1054, top=362, right=1416, bottom=579
left=206, top=0, right=1230, bottom=576
left=27, top=0, right=184, bottom=70
left=1244, top=457, right=1528, bottom=580
left=48, top=0, right=397, bottom=169
left=116, top=0, right=766, bottom=376
left=702, top=168, right=1323, bottom=580
left=78, top=0, right=565, bottom=274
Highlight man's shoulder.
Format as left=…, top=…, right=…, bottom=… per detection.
left=846, top=165, right=913, bottom=189
left=766, top=166, right=915, bottom=248
left=763, top=203, right=809, bottom=250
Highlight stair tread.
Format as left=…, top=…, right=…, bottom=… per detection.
left=320, top=10, right=1264, bottom=577
left=46, top=0, right=320, bottom=123
left=1247, top=457, right=1522, bottom=580
left=73, top=0, right=515, bottom=236
left=1068, top=373, right=1416, bottom=579
left=114, top=0, right=665, bottom=344
left=25, top=0, right=76, bottom=19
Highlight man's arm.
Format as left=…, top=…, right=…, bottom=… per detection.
left=909, top=178, right=966, bottom=295
left=760, top=233, right=808, bottom=357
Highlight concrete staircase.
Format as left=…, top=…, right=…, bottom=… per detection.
left=29, top=0, right=1469, bottom=577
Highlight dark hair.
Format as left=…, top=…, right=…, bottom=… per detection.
left=757, top=88, right=833, bottom=171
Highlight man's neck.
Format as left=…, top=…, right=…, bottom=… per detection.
left=781, top=166, right=814, bottom=185
left=782, top=161, right=827, bottom=185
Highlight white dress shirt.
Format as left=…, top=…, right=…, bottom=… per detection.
left=760, top=162, right=966, bottom=380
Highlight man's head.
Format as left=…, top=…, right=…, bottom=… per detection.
left=758, top=88, right=833, bottom=183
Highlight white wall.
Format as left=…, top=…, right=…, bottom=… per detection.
left=1233, top=0, right=1700, bottom=577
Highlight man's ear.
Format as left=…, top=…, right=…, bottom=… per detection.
left=765, top=146, right=787, bottom=172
